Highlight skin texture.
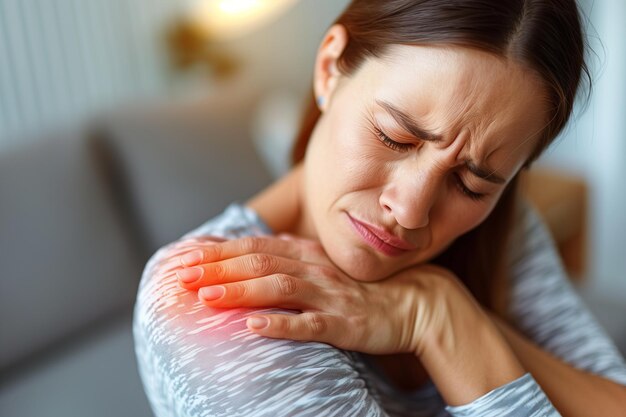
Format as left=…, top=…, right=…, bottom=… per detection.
left=291, top=25, right=547, bottom=281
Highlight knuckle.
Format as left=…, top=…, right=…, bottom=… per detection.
left=274, top=316, right=290, bottom=333
left=308, top=315, right=327, bottom=336
left=231, top=284, right=247, bottom=299
left=212, top=262, right=227, bottom=280
left=241, top=237, right=262, bottom=254
left=278, top=319, right=293, bottom=333
left=249, top=253, right=275, bottom=275
left=205, top=244, right=221, bottom=261
left=274, top=274, right=298, bottom=296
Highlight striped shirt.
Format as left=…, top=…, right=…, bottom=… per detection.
left=133, top=202, right=626, bottom=416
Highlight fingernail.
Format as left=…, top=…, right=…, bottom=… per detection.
left=181, top=250, right=203, bottom=267
left=199, top=286, right=225, bottom=301
left=176, top=267, right=204, bottom=283
left=247, top=317, right=269, bottom=329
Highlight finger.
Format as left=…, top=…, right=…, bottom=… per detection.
left=197, top=274, right=317, bottom=309
left=245, top=312, right=336, bottom=345
left=178, top=236, right=322, bottom=267
left=152, top=237, right=225, bottom=274
left=153, top=247, right=208, bottom=276
left=177, top=253, right=319, bottom=289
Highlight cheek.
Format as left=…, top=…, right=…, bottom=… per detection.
left=330, top=114, right=367, bottom=159
left=433, top=197, right=498, bottom=246
left=310, top=116, right=384, bottom=197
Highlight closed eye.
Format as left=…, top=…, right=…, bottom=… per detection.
left=453, top=173, right=485, bottom=201
left=373, top=126, right=413, bottom=152
left=374, top=126, right=486, bottom=201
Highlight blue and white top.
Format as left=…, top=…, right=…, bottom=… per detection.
left=133, top=202, right=626, bottom=417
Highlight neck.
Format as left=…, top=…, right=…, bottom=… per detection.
left=245, top=163, right=315, bottom=238
left=249, top=167, right=430, bottom=390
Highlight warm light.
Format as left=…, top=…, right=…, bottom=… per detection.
left=218, top=0, right=260, bottom=15
left=189, top=0, right=298, bottom=40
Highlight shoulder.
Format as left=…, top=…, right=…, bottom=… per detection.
left=505, top=196, right=571, bottom=317
left=134, top=275, right=366, bottom=414
left=132, top=203, right=382, bottom=414
left=507, top=197, right=558, bottom=269
left=181, top=202, right=274, bottom=240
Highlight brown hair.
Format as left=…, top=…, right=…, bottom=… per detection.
left=291, top=0, right=590, bottom=316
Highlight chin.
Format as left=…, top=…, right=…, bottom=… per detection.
left=324, top=243, right=394, bottom=282
left=326, top=239, right=442, bottom=282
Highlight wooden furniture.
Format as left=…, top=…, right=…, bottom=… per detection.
left=520, top=167, right=588, bottom=281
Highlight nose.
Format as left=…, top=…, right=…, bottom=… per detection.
left=379, top=164, right=444, bottom=230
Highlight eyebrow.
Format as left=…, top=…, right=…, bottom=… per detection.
left=376, top=99, right=444, bottom=143
left=375, top=99, right=507, bottom=185
left=465, top=160, right=506, bottom=184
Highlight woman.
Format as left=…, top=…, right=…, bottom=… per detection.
left=133, top=1, right=626, bottom=416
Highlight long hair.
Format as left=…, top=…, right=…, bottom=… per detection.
left=291, top=0, right=590, bottom=316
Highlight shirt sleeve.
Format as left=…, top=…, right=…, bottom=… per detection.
left=445, top=373, right=560, bottom=417
left=133, top=238, right=390, bottom=417
left=507, top=200, right=626, bottom=385
left=446, top=199, right=626, bottom=416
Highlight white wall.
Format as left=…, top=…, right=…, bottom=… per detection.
left=537, top=0, right=626, bottom=299
left=0, top=0, right=180, bottom=149
left=0, top=0, right=349, bottom=148
left=219, top=0, right=350, bottom=98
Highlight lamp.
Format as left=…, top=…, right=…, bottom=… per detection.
left=191, top=0, right=299, bottom=41
left=165, top=0, right=299, bottom=80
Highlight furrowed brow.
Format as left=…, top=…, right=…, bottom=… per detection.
left=465, top=160, right=506, bottom=184
left=376, top=99, right=444, bottom=143
left=376, top=99, right=507, bottom=185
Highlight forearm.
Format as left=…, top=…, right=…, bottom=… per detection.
left=414, top=276, right=526, bottom=406
left=492, top=315, right=626, bottom=417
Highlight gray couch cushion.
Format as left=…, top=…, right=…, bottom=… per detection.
left=0, top=132, right=144, bottom=371
left=94, top=99, right=274, bottom=253
left=0, top=314, right=153, bottom=417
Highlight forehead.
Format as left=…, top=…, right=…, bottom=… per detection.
left=356, top=44, right=549, bottom=178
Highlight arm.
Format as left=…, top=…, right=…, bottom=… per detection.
left=406, top=269, right=562, bottom=417
left=493, top=201, right=626, bottom=415
left=133, top=221, right=391, bottom=417
left=173, top=233, right=564, bottom=416
left=492, top=315, right=626, bottom=416
left=411, top=270, right=527, bottom=405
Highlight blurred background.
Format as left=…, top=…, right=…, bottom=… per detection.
left=0, top=0, right=624, bottom=416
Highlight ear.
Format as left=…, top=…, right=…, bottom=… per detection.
left=313, top=24, right=349, bottom=112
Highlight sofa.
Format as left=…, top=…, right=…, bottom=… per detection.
left=1, top=95, right=624, bottom=417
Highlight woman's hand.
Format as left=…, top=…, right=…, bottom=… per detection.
left=150, top=235, right=227, bottom=280
left=171, top=234, right=467, bottom=356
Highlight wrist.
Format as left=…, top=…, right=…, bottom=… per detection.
left=413, top=274, right=525, bottom=406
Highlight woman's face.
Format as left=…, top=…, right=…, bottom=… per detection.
left=300, top=42, right=549, bottom=282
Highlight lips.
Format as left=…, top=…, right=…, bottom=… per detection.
left=346, top=213, right=416, bottom=256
